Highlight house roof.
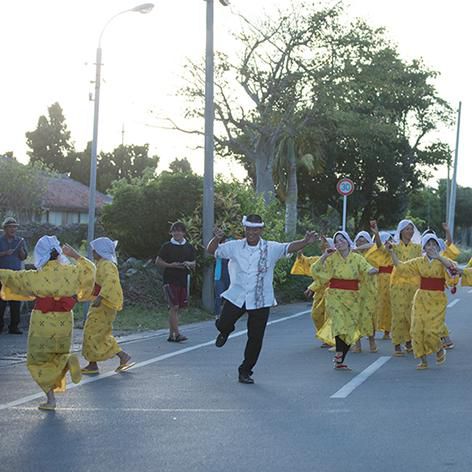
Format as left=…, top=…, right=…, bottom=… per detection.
left=42, top=176, right=112, bottom=212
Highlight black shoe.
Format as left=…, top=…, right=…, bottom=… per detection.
left=167, top=334, right=188, bottom=343
left=238, top=373, right=255, bottom=384
left=8, top=328, right=23, bottom=335
left=215, top=333, right=228, bottom=348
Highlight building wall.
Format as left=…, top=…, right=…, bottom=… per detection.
left=40, top=211, right=88, bottom=226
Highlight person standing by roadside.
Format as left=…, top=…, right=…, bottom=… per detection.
left=0, top=217, right=27, bottom=334
left=155, top=222, right=196, bottom=343
left=207, top=214, right=317, bottom=384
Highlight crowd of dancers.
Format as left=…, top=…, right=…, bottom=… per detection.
left=291, top=219, right=472, bottom=371
left=1, top=214, right=472, bottom=410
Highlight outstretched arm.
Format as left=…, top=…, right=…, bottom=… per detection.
left=207, top=227, right=225, bottom=256
left=287, top=231, right=318, bottom=254
left=370, top=220, right=382, bottom=248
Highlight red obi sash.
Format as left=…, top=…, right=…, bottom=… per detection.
left=93, top=284, right=102, bottom=296
left=420, top=277, right=445, bottom=291
left=379, top=265, right=393, bottom=274
left=329, top=278, right=359, bottom=291
left=34, top=296, right=77, bottom=313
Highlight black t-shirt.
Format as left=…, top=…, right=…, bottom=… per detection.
left=159, top=241, right=196, bottom=287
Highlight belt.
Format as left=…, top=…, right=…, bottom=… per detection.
left=378, top=265, right=393, bottom=274
left=420, top=277, right=445, bottom=291
left=34, top=296, right=77, bottom=313
left=329, top=278, right=359, bottom=291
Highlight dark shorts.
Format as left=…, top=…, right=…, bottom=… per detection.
left=163, top=284, right=188, bottom=308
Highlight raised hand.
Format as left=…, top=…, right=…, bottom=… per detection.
left=213, top=227, right=225, bottom=241
left=304, top=231, right=318, bottom=244
left=370, top=220, right=379, bottom=233
left=62, top=244, right=80, bottom=260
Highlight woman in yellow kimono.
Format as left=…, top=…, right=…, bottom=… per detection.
left=421, top=223, right=460, bottom=350
left=368, top=223, right=394, bottom=340
left=81, top=237, right=134, bottom=375
left=0, top=236, right=95, bottom=410
left=312, top=231, right=378, bottom=371
left=387, top=234, right=457, bottom=369
left=352, top=231, right=378, bottom=353
left=389, top=219, right=422, bottom=356
left=291, top=237, right=333, bottom=347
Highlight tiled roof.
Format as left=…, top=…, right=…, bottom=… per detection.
left=42, top=176, right=112, bottom=211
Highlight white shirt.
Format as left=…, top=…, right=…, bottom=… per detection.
left=215, top=238, right=289, bottom=309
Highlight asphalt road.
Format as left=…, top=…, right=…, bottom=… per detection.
left=1, top=290, right=472, bottom=472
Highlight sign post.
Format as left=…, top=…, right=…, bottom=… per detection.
left=336, top=178, right=355, bottom=232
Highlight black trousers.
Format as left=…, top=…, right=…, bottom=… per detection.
left=335, top=336, right=350, bottom=363
left=0, top=299, right=21, bottom=331
left=216, top=299, right=270, bottom=375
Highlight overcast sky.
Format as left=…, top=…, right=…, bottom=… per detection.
left=0, top=0, right=469, bottom=185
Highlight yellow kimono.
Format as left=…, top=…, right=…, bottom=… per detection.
left=82, top=259, right=124, bottom=363
left=394, top=256, right=456, bottom=358
left=366, top=245, right=393, bottom=333
left=0, top=258, right=95, bottom=393
left=357, top=249, right=379, bottom=337
left=390, top=241, right=422, bottom=346
left=311, top=251, right=374, bottom=346
left=291, top=254, right=327, bottom=333
left=439, top=243, right=460, bottom=338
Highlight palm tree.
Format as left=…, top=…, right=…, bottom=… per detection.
left=273, top=134, right=325, bottom=237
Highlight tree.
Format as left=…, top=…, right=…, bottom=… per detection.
left=69, top=143, right=159, bottom=193
left=101, top=171, right=202, bottom=258
left=181, top=3, right=339, bottom=204
left=168, top=157, right=193, bottom=174
left=0, top=156, right=48, bottom=221
left=25, top=102, right=74, bottom=173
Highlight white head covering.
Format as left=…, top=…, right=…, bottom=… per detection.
left=333, top=231, right=355, bottom=249
left=420, top=229, right=446, bottom=251
left=325, top=237, right=335, bottom=249
left=90, top=237, right=118, bottom=263
left=394, top=219, right=421, bottom=244
left=34, top=235, right=68, bottom=269
left=354, top=231, right=373, bottom=246
left=380, top=231, right=393, bottom=245
left=242, top=215, right=264, bottom=228
left=421, top=233, right=442, bottom=253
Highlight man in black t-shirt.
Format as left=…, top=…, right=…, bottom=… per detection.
left=155, top=222, right=196, bottom=342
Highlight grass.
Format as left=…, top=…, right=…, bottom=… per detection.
left=74, top=303, right=213, bottom=332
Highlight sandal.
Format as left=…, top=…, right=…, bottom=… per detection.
left=416, top=361, right=428, bottom=370
left=436, top=349, right=446, bottom=365
left=167, top=334, right=188, bottom=343
left=116, top=362, right=136, bottom=373
left=334, top=363, right=352, bottom=371
left=393, top=350, right=405, bottom=357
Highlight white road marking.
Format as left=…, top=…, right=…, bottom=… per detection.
left=447, top=299, right=460, bottom=308
left=0, top=309, right=310, bottom=411
left=330, top=356, right=391, bottom=399
left=468, top=289, right=472, bottom=294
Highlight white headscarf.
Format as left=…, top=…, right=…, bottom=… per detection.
left=242, top=216, right=264, bottom=228
left=421, top=229, right=446, bottom=251
left=333, top=231, right=355, bottom=249
left=421, top=233, right=442, bottom=255
left=90, top=237, right=118, bottom=264
left=394, top=219, right=421, bottom=244
left=325, top=237, right=335, bottom=249
left=380, top=231, right=393, bottom=245
left=34, top=235, right=68, bottom=269
left=354, top=231, right=373, bottom=246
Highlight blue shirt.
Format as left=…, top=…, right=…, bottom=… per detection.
left=0, top=235, right=27, bottom=270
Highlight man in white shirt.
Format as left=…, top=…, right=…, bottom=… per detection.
left=207, top=214, right=317, bottom=384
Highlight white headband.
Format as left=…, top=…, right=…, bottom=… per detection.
left=333, top=231, right=355, bottom=249
left=242, top=216, right=264, bottom=228
left=354, top=231, right=373, bottom=245
left=91, top=237, right=118, bottom=264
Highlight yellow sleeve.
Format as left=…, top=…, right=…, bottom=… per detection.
left=357, top=253, right=375, bottom=274
left=75, top=257, right=97, bottom=302
left=97, top=261, right=124, bottom=311
left=442, top=243, right=460, bottom=261
left=0, top=269, right=37, bottom=301
left=290, top=255, right=319, bottom=276
left=311, top=257, right=331, bottom=286
left=461, top=268, right=472, bottom=286
left=466, top=258, right=472, bottom=268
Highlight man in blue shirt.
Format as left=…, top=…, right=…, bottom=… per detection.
left=0, top=217, right=27, bottom=334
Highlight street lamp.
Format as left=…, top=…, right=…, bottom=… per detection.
left=202, top=0, right=229, bottom=311
left=87, top=3, right=154, bottom=257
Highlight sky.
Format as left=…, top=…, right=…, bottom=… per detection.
left=0, top=0, right=469, bottom=185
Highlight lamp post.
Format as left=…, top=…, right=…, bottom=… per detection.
left=87, top=3, right=154, bottom=257
left=202, top=0, right=230, bottom=312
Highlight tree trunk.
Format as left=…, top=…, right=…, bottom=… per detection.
left=285, top=139, right=298, bottom=237
left=254, top=137, right=276, bottom=205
